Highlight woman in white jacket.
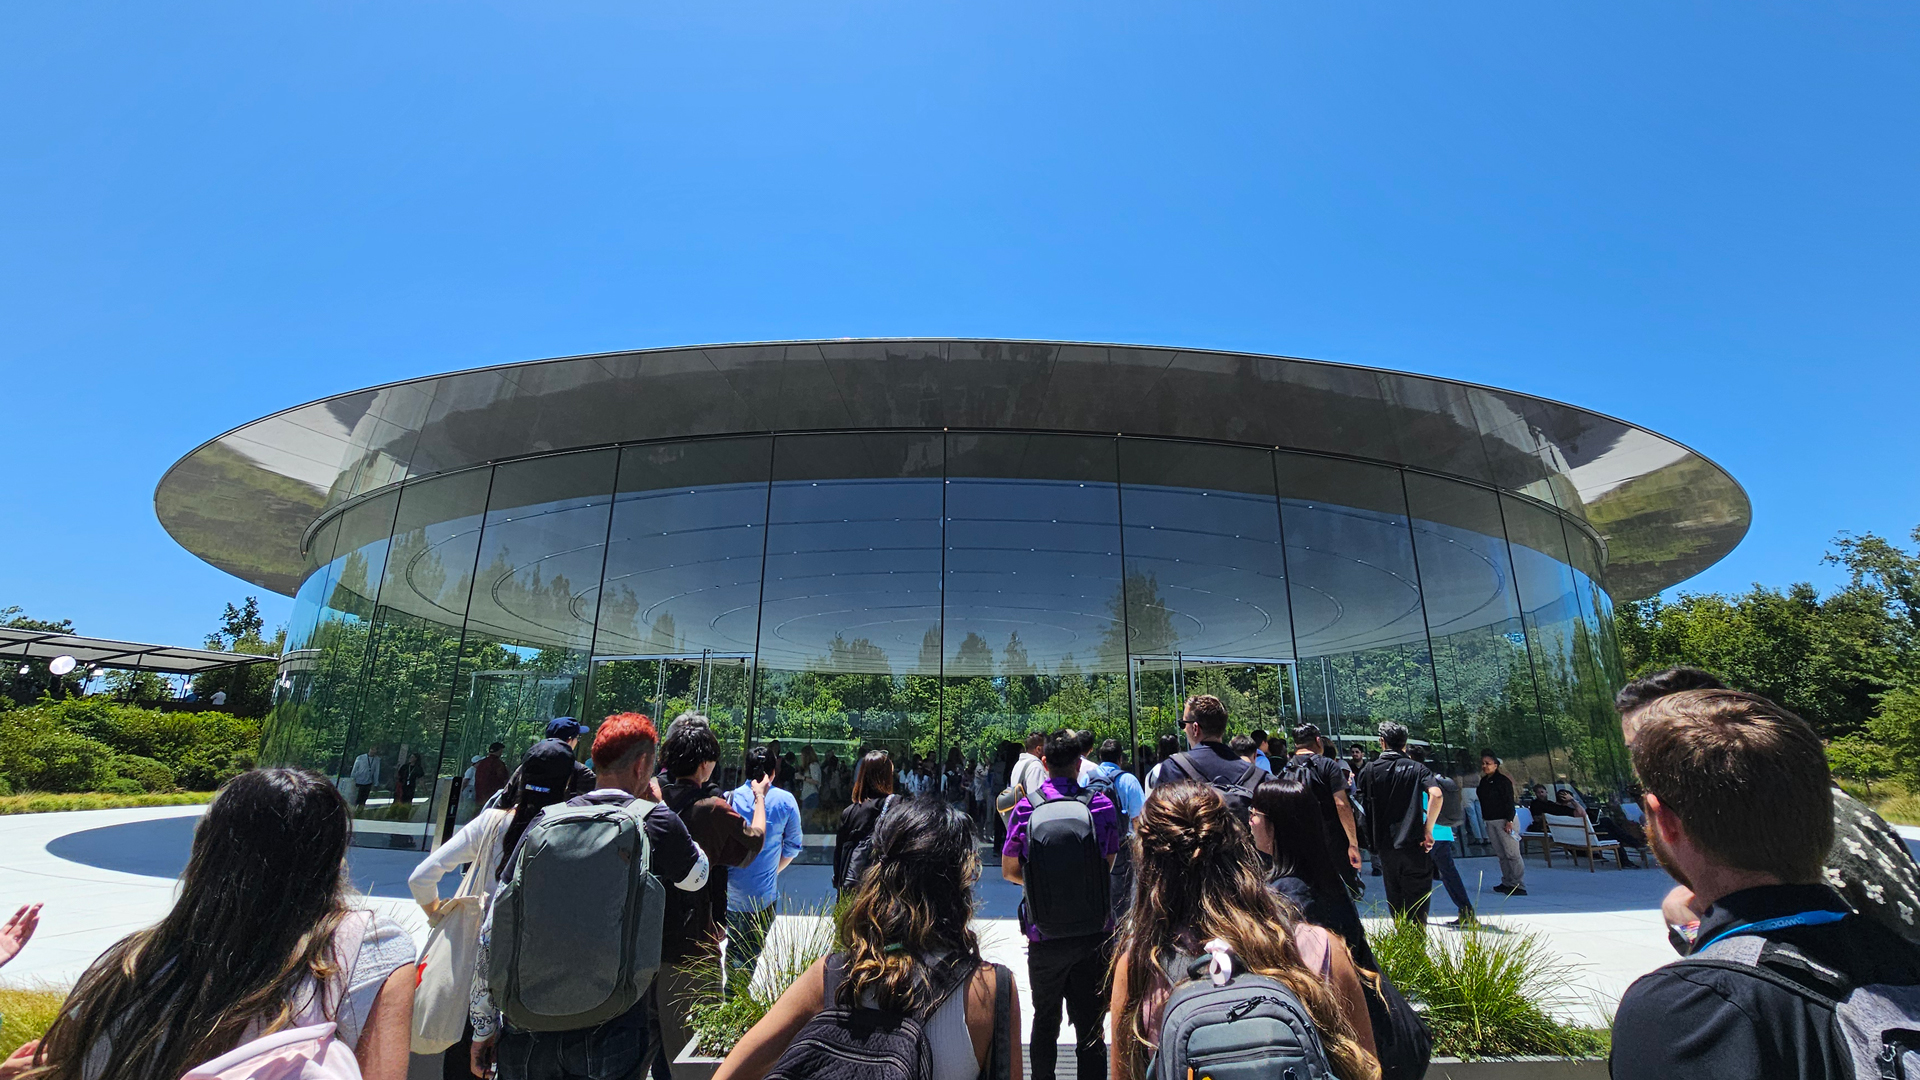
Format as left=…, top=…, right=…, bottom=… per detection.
left=406, top=741, right=578, bottom=1069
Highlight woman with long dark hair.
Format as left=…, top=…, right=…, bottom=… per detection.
left=1110, top=783, right=1377, bottom=1080
left=1249, top=776, right=1378, bottom=970
left=715, top=798, right=1021, bottom=1080
left=15, top=769, right=417, bottom=1080
left=833, top=750, right=895, bottom=891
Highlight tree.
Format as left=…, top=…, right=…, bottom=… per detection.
left=190, top=597, right=284, bottom=718
left=1, top=603, right=82, bottom=705
left=1828, top=735, right=1895, bottom=795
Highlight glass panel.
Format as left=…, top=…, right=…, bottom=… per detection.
left=342, top=469, right=491, bottom=848
left=1129, top=656, right=1298, bottom=759
left=1118, top=439, right=1294, bottom=752
left=445, top=451, right=617, bottom=786
left=593, top=439, right=771, bottom=661
left=262, top=517, right=341, bottom=766
left=289, top=492, right=401, bottom=795
left=755, top=433, right=944, bottom=838
left=1502, top=495, right=1612, bottom=795
left=1562, top=520, right=1631, bottom=793
left=588, top=654, right=754, bottom=788
left=943, top=433, right=1131, bottom=787
left=1277, top=455, right=1441, bottom=755
left=1403, top=474, right=1550, bottom=800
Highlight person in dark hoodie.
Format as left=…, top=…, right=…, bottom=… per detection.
left=653, top=714, right=769, bottom=1078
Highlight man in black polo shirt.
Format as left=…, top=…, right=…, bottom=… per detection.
left=1285, top=723, right=1362, bottom=896
left=1356, top=721, right=1442, bottom=929
left=1151, top=694, right=1269, bottom=795
left=1611, top=688, right=1920, bottom=1078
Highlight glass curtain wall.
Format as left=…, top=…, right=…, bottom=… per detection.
left=943, top=433, right=1129, bottom=800
left=1278, top=455, right=1443, bottom=753
left=1119, top=440, right=1295, bottom=761
left=754, top=433, right=944, bottom=833
left=262, top=431, right=1635, bottom=850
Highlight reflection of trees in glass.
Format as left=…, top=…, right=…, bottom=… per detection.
left=1106, top=571, right=1175, bottom=660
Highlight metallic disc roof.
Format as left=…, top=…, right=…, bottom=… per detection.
left=154, top=339, right=1750, bottom=600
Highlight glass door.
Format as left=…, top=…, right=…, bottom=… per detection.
left=1131, top=654, right=1300, bottom=767
left=587, top=651, right=753, bottom=785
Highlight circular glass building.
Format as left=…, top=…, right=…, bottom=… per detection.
left=156, top=339, right=1748, bottom=850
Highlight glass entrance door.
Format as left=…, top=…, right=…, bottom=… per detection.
left=588, top=651, right=754, bottom=784
left=1131, top=654, right=1301, bottom=757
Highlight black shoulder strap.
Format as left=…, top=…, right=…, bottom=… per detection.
left=1170, top=752, right=1205, bottom=785
left=918, top=956, right=980, bottom=1023
left=1672, top=956, right=1843, bottom=1009
left=1235, top=761, right=1263, bottom=788
left=979, top=963, right=1014, bottom=1080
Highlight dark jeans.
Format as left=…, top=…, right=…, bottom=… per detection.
left=1429, top=839, right=1472, bottom=915
left=1377, top=845, right=1435, bottom=927
left=726, top=905, right=775, bottom=983
left=497, top=999, right=652, bottom=1080
left=1028, top=933, right=1109, bottom=1080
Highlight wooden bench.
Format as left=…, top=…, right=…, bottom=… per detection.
left=1545, top=813, right=1625, bottom=871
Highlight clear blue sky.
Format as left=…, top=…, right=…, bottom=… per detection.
left=3, top=2, right=1915, bottom=647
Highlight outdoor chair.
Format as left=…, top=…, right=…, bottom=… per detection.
left=1545, top=812, right=1625, bottom=871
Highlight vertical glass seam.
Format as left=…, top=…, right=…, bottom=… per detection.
left=743, top=437, right=778, bottom=749
left=1396, top=469, right=1453, bottom=771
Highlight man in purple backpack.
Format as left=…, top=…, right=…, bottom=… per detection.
left=1001, top=729, right=1122, bottom=1080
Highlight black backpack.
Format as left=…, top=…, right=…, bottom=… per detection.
left=768, top=955, right=1013, bottom=1080
left=1023, top=787, right=1110, bottom=939
left=1362, top=968, right=1433, bottom=1080
left=1167, top=752, right=1268, bottom=823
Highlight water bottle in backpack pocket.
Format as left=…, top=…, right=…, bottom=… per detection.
left=1149, top=941, right=1337, bottom=1080
left=489, top=799, right=665, bottom=1032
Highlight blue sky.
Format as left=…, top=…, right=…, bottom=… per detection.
left=3, top=2, right=1915, bottom=647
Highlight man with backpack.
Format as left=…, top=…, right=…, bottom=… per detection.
left=1610, top=688, right=1920, bottom=1079
left=474, top=715, right=710, bottom=1080
left=1001, top=729, right=1122, bottom=1080
left=655, top=714, right=770, bottom=1078
left=1356, top=722, right=1443, bottom=929
left=1148, top=695, right=1271, bottom=819
left=1285, top=723, right=1362, bottom=896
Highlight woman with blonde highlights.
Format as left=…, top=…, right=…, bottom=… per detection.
left=716, top=798, right=1022, bottom=1080
left=1110, top=783, right=1378, bottom=1080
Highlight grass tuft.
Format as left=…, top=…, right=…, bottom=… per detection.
left=0, top=791, right=215, bottom=815
left=1370, top=915, right=1609, bottom=1060
left=0, top=984, right=66, bottom=1060
left=686, top=895, right=846, bottom=1059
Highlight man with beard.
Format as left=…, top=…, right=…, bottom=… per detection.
left=1610, top=689, right=1920, bottom=1078
left=1618, top=667, right=1920, bottom=952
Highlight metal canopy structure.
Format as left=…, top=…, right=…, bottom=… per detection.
left=0, top=627, right=276, bottom=675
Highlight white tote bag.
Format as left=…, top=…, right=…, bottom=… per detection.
left=410, top=812, right=506, bottom=1055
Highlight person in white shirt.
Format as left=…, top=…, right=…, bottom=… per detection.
left=1001, top=732, right=1048, bottom=826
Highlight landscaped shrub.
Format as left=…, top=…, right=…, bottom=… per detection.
left=1370, top=915, right=1608, bottom=1060
left=0, top=698, right=260, bottom=794
left=0, top=714, right=117, bottom=793
left=97, top=777, right=145, bottom=795
left=112, top=754, right=179, bottom=793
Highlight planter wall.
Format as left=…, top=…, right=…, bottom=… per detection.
left=1428, top=1057, right=1607, bottom=1080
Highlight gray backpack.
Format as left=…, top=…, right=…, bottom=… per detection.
left=489, top=799, right=665, bottom=1032
left=1682, top=924, right=1920, bottom=1079
left=1149, top=946, right=1336, bottom=1080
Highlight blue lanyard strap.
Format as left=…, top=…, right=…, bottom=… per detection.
left=1695, top=909, right=1848, bottom=953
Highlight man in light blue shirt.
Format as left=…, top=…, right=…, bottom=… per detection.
left=1250, top=728, right=1273, bottom=774
left=727, top=745, right=804, bottom=980
left=1094, top=738, right=1144, bottom=831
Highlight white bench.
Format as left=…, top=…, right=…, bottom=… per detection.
left=1545, top=812, right=1625, bottom=871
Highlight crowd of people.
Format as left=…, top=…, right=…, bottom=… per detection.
left=4, top=669, right=1920, bottom=1080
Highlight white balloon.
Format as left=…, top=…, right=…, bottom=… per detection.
left=48, top=655, right=77, bottom=676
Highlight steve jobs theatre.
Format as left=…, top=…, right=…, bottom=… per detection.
left=156, top=340, right=1748, bottom=852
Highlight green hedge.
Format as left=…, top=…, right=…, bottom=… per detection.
left=0, top=698, right=260, bottom=795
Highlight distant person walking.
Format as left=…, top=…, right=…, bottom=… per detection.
left=1356, top=722, right=1442, bottom=929
left=351, top=746, right=383, bottom=807
left=1284, top=724, right=1363, bottom=897
left=1475, top=750, right=1526, bottom=896
left=472, top=741, right=510, bottom=809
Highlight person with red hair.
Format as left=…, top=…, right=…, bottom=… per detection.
left=470, top=713, right=711, bottom=1080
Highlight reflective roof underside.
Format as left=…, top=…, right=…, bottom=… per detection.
left=154, top=339, right=1750, bottom=600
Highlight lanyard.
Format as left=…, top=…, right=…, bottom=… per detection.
left=1695, top=909, right=1848, bottom=953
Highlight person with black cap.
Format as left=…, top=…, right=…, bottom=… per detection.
left=491, top=718, right=597, bottom=810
